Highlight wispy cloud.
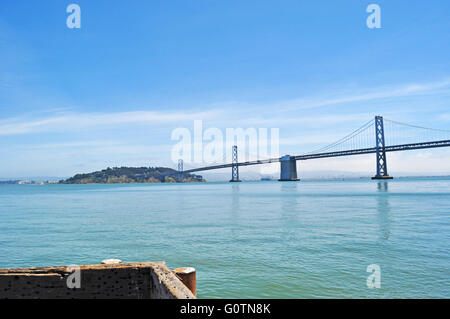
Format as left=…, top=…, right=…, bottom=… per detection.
left=235, top=113, right=375, bottom=126
left=439, top=113, right=450, bottom=121
left=0, top=110, right=222, bottom=135
left=25, top=140, right=122, bottom=149
left=275, top=79, right=450, bottom=111
left=1, top=78, right=449, bottom=136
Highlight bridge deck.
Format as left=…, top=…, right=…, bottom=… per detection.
left=180, top=139, right=450, bottom=174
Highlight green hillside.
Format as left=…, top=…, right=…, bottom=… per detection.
left=59, top=167, right=204, bottom=184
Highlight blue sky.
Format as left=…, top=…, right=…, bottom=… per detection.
left=1, top=1, right=450, bottom=178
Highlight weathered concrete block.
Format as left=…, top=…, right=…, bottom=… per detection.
left=0, top=262, right=195, bottom=299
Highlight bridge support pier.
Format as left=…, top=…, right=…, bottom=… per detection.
left=230, top=145, right=241, bottom=182
left=278, top=155, right=300, bottom=181
left=177, top=159, right=184, bottom=183
left=372, top=116, right=393, bottom=180
left=372, top=175, right=393, bottom=180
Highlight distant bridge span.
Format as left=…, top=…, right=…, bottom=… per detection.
left=176, top=116, right=450, bottom=182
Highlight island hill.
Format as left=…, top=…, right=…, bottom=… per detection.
left=59, top=167, right=205, bottom=184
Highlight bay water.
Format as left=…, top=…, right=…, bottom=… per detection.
left=0, top=178, right=449, bottom=298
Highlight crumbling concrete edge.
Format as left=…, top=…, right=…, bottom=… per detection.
left=150, top=262, right=196, bottom=299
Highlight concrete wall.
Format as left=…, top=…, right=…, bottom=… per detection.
left=0, top=262, right=195, bottom=299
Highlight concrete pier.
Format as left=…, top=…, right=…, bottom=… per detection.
left=0, top=261, right=196, bottom=299
left=371, top=175, right=393, bottom=180
left=279, top=155, right=300, bottom=181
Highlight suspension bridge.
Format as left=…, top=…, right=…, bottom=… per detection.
left=175, top=116, right=450, bottom=182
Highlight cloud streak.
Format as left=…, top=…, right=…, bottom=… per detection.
left=0, top=110, right=222, bottom=135
left=1, top=78, right=449, bottom=137
left=276, top=79, right=450, bottom=112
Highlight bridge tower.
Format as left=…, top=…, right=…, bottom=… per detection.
left=278, top=155, right=300, bottom=181
left=177, top=159, right=184, bottom=183
left=229, top=145, right=241, bottom=182
left=372, top=116, right=393, bottom=180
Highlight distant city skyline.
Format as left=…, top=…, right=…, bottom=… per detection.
left=1, top=1, right=450, bottom=178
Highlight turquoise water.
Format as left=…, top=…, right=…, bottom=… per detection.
left=0, top=178, right=449, bottom=298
